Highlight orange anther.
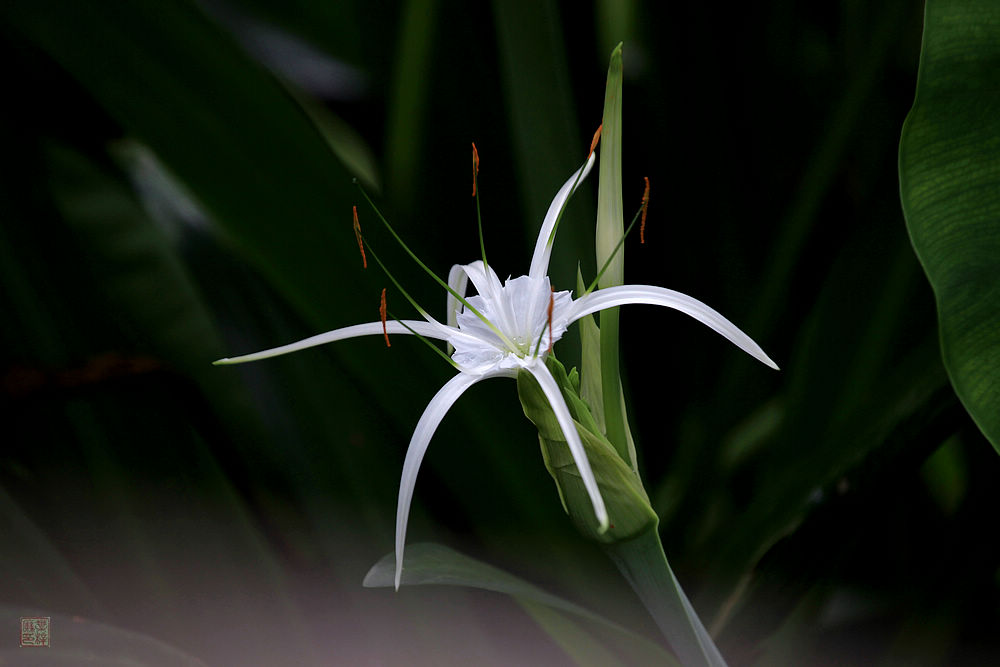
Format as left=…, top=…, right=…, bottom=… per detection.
left=471, top=142, right=480, bottom=197
left=380, top=288, right=391, bottom=348
left=640, top=177, right=650, bottom=244
left=588, top=124, right=603, bottom=158
left=353, top=206, right=367, bottom=269
left=546, top=287, right=555, bottom=354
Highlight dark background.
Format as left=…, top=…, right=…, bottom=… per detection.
left=2, top=1, right=997, bottom=664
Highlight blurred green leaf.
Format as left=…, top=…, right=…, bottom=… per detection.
left=899, top=0, right=1000, bottom=450
left=594, top=1, right=637, bottom=65
left=37, top=142, right=321, bottom=660
left=0, top=486, right=103, bottom=617
left=693, top=230, right=948, bottom=609
left=290, top=90, right=381, bottom=192
left=520, top=600, right=629, bottom=667
left=2, top=0, right=477, bottom=459
left=46, top=144, right=226, bottom=378
left=2, top=0, right=362, bottom=327
left=385, top=0, right=438, bottom=209
left=364, top=542, right=677, bottom=665
left=920, top=434, right=966, bottom=515
left=491, top=0, right=593, bottom=285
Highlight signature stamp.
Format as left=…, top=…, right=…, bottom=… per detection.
left=19, top=616, right=51, bottom=648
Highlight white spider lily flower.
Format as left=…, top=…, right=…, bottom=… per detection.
left=215, top=151, right=777, bottom=590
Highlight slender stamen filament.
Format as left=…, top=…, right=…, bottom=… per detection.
left=354, top=182, right=519, bottom=351
left=380, top=288, right=391, bottom=347
left=359, top=232, right=432, bottom=325
left=545, top=152, right=596, bottom=252
left=472, top=142, right=487, bottom=272
left=353, top=206, right=367, bottom=269
left=539, top=128, right=601, bottom=256
left=531, top=321, right=546, bottom=357
left=387, top=310, right=461, bottom=370
left=530, top=287, right=557, bottom=358
left=585, top=202, right=644, bottom=295
left=547, top=287, right=555, bottom=354
left=640, top=176, right=650, bottom=244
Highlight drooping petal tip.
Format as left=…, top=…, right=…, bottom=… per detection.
left=568, top=284, right=780, bottom=371
left=526, top=360, right=610, bottom=533
left=392, top=370, right=512, bottom=600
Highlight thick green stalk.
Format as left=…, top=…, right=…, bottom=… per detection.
left=604, top=529, right=728, bottom=667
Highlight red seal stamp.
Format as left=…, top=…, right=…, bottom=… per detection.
left=20, top=616, right=50, bottom=648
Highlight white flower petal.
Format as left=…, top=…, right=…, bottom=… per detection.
left=460, top=261, right=519, bottom=335
left=528, top=152, right=596, bottom=281
left=501, top=275, right=550, bottom=340
left=213, top=320, right=455, bottom=365
left=451, top=344, right=506, bottom=373
left=567, top=285, right=779, bottom=370
left=524, top=359, right=609, bottom=532
left=446, top=264, right=470, bottom=331
left=448, top=272, right=575, bottom=371
left=460, top=261, right=504, bottom=304
left=395, top=368, right=516, bottom=590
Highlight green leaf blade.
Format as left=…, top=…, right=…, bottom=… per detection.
left=596, top=44, right=630, bottom=461
left=899, top=0, right=1000, bottom=450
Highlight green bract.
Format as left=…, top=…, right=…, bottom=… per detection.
left=517, top=356, right=657, bottom=542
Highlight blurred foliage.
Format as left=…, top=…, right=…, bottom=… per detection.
left=1, top=0, right=998, bottom=664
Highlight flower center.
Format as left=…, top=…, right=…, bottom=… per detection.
left=448, top=274, right=573, bottom=373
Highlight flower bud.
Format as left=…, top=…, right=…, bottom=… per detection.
left=517, top=356, right=657, bottom=542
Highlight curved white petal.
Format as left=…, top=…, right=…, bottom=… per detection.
left=459, top=261, right=504, bottom=302
left=567, top=285, right=780, bottom=370
left=528, top=152, right=596, bottom=281
left=446, top=264, right=470, bottom=330
left=459, top=261, right=515, bottom=331
left=214, top=320, right=454, bottom=365
left=395, top=368, right=516, bottom=590
left=524, top=359, right=609, bottom=532
left=446, top=264, right=471, bottom=356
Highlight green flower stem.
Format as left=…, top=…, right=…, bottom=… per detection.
left=603, top=529, right=727, bottom=667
